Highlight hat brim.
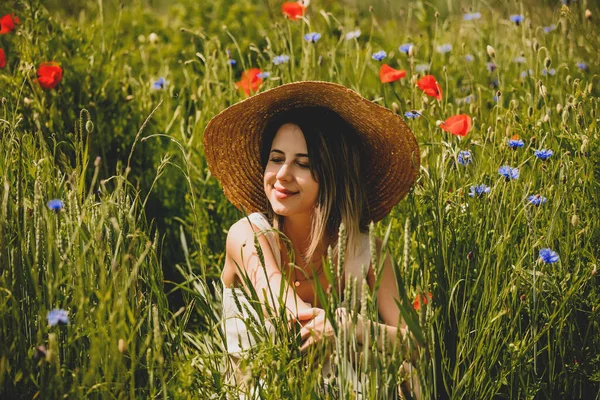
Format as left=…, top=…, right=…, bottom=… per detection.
left=203, top=80, right=420, bottom=222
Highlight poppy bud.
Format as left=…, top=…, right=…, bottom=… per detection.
left=408, top=45, right=415, bottom=57
left=543, top=114, right=550, bottom=123
left=527, top=106, right=534, bottom=118
left=585, top=9, right=592, bottom=20
left=539, top=84, right=547, bottom=98
left=435, top=11, right=439, bottom=18
left=532, top=39, right=539, bottom=52
left=85, top=120, right=94, bottom=134
left=24, top=97, right=32, bottom=106
left=148, top=32, right=159, bottom=44
left=496, top=90, right=501, bottom=98
left=556, top=103, right=563, bottom=113
left=118, top=338, right=126, bottom=353
left=544, top=57, right=552, bottom=68
left=94, top=156, right=101, bottom=167
left=392, top=102, right=399, bottom=113
left=486, top=45, right=495, bottom=58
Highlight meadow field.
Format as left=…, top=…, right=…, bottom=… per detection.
left=0, top=0, right=599, bottom=398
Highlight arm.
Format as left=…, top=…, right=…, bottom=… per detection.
left=225, top=219, right=313, bottom=320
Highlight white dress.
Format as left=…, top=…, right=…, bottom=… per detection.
left=221, top=212, right=372, bottom=397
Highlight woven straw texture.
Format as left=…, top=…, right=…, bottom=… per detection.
left=203, top=81, right=420, bottom=222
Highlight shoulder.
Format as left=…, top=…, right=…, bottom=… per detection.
left=226, top=217, right=261, bottom=253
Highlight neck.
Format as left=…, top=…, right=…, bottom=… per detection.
left=280, top=211, right=328, bottom=265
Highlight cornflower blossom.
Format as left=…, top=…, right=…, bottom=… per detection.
left=465, top=54, right=474, bottom=62
left=152, top=77, right=167, bottom=90
left=543, top=24, right=556, bottom=33
left=47, top=199, right=64, bottom=211
left=539, top=248, right=559, bottom=264
left=513, top=56, right=526, bottom=64
left=399, top=43, right=413, bottom=53
left=404, top=111, right=420, bottom=119
left=463, top=94, right=475, bottom=104
left=486, top=62, right=496, bottom=72
left=227, top=59, right=237, bottom=66
left=345, top=29, right=361, bottom=40
left=576, top=62, right=588, bottom=71
left=528, top=195, right=547, bottom=206
left=463, top=12, right=482, bottom=21
left=508, top=138, right=524, bottom=149
left=469, top=184, right=491, bottom=197
left=273, top=55, right=290, bottom=65
left=510, top=15, right=524, bottom=25
left=47, top=309, right=69, bottom=326
left=498, top=165, right=519, bottom=180
left=415, top=64, right=430, bottom=73
left=457, top=150, right=472, bottom=166
left=372, top=50, right=387, bottom=61
left=542, top=68, right=556, bottom=76
left=257, top=72, right=271, bottom=79
left=521, top=69, right=533, bottom=79
left=534, top=149, right=553, bottom=160
left=304, top=32, right=321, bottom=43
left=436, top=44, right=452, bottom=54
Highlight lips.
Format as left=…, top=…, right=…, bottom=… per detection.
left=273, top=186, right=298, bottom=199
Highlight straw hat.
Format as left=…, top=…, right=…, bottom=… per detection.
left=203, top=81, right=419, bottom=222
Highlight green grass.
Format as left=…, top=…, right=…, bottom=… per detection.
left=1, top=0, right=599, bottom=398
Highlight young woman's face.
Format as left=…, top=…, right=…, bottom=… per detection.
left=264, top=123, right=319, bottom=217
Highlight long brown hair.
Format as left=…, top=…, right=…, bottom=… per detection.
left=260, top=107, right=369, bottom=265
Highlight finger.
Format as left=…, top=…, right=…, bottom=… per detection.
left=300, top=325, right=314, bottom=341
left=296, top=307, right=319, bottom=321
left=300, top=336, right=314, bottom=353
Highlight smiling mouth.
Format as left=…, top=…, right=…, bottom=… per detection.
left=274, top=188, right=298, bottom=199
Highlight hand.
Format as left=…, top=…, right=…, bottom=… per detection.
left=297, top=308, right=349, bottom=353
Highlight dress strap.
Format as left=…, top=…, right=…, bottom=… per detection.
left=246, top=212, right=281, bottom=267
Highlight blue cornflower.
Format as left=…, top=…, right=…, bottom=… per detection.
left=227, top=59, right=237, bottom=66
left=345, top=29, right=361, bottom=40
left=539, top=248, right=559, bottom=264
left=543, top=24, right=556, bottom=33
left=508, top=138, right=524, bottom=149
left=273, top=55, right=290, bottom=65
left=513, top=56, right=526, bottom=64
left=510, top=15, right=524, bottom=25
left=47, top=199, right=64, bottom=211
left=457, top=150, right=472, bottom=166
left=463, top=12, right=482, bottom=21
left=257, top=72, right=271, bottom=79
left=436, top=44, right=452, bottom=54
left=542, top=68, right=556, bottom=76
left=465, top=54, right=474, bottom=62
left=415, top=64, right=430, bottom=73
left=528, top=194, right=547, bottom=206
left=399, top=43, right=413, bottom=53
left=486, top=62, right=496, bottom=72
left=152, top=77, right=167, bottom=90
left=372, top=50, right=387, bottom=61
left=304, top=32, right=321, bottom=43
left=498, top=165, right=519, bottom=180
left=534, top=149, right=553, bottom=160
left=469, top=184, right=491, bottom=197
left=576, top=62, right=588, bottom=71
left=404, top=111, right=420, bottom=119
left=47, top=309, right=69, bottom=326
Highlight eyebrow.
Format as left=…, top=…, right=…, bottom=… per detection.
left=270, top=149, right=309, bottom=158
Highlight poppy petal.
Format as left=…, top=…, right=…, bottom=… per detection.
left=0, top=49, right=6, bottom=69
left=236, top=68, right=263, bottom=96
left=441, top=114, right=472, bottom=137
left=417, top=75, right=442, bottom=100
left=37, top=62, right=63, bottom=89
left=379, top=64, right=406, bottom=83
left=282, top=2, right=305, bottom=20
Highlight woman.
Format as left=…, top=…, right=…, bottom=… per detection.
left=203, top=81, right=420, bottom=397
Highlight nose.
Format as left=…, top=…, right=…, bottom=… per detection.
left=275, top=162, right=292, bottom=181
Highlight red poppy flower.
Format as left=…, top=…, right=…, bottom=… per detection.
left=413, top=292, right=433, bottom=311
left=416, top=75, right=442, bottom=100
left=37, top=62, right=63, bottom=90
left=440, top=114, right=472, bottom=137
left=0, top=14, right=20, bottom=35
left=379, top=64, right=406, bottom=83
left=0, top=49, right=6, bottom=69
left=282, top=2, right=305, bottom=20
left=236, top=68, right=263, bottom=96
